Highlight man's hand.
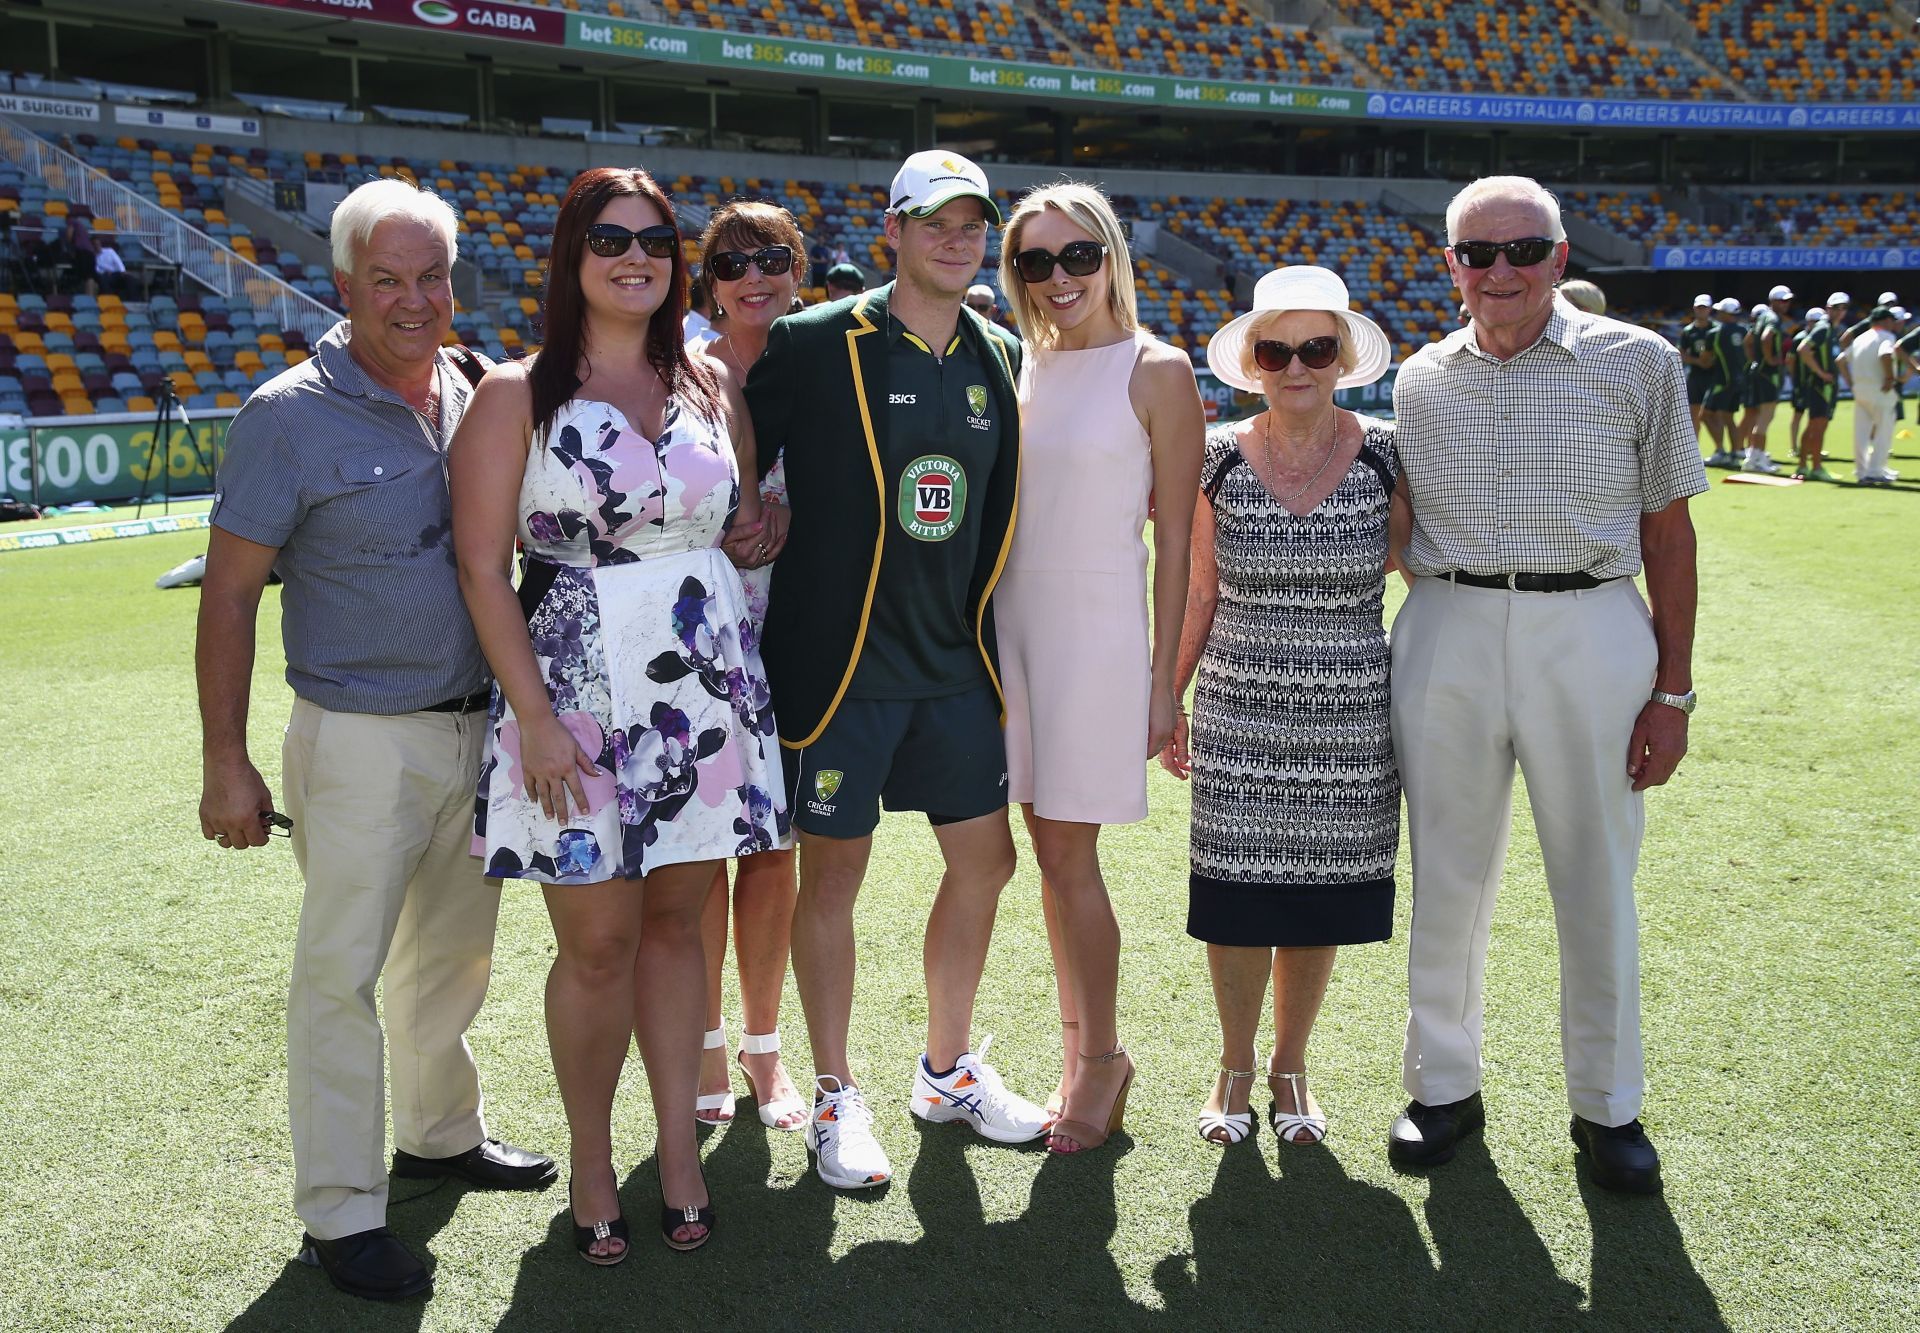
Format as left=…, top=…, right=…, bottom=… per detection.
left=201, top=754, right=276, bottom=849
left=1627, top=700, right=1688, bottom=791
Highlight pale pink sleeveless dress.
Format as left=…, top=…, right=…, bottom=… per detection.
left=999, top=329, right=1155, bottom=825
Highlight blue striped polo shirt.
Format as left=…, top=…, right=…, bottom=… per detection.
left=210, top=320, right=490, bottom=714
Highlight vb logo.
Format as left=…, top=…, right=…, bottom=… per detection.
left=898, top=455, right=967, bottom=541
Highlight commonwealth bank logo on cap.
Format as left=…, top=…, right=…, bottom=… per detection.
left=888, top=150, right=1000, bottom=223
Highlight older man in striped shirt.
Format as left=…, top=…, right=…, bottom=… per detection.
left=1386, top=176, right=1708, bottom=1194
left=196, top=180, right=553, bottom=1301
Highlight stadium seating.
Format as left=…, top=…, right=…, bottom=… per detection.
left=648, top=0, right=1079, bottom=66
left=1332, top=0, right=1730, bottom=100
left=1691, top=1, right=1920, bottom=101
left=1039, top=1, right=1354, bottom=82
left=1131, top=194, right=1456, bottom=362
left=1570, top=189, right=1920, bottom=250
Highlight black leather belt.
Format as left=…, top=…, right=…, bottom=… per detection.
left=422, top=687, right=491, bottom=714
left=1442, top=571, right=1618, bottom=593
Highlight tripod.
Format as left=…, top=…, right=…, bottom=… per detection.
left=135, top=381, right=216, bottom=518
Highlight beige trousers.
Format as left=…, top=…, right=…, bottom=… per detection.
left=281, top=698, right=502, bottom=1239
left=1390, top=576, right=1658, bottom=1127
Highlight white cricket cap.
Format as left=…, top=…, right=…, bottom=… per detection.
left=1692, top=293, right=1713, bottom=308
left=1878, top=290, right=1899, bottom=305
left=1768, top=284, right=1795, bottom=302
left=1827, top=291, right=1852, bottom=307
left=886, top=150, right=999, bottom=222
left=1750, top=304, right=1768, bottom=319
left=1715, top=297, right=1743, bottom=314
left=1807, top=307, right=1829, bottom=322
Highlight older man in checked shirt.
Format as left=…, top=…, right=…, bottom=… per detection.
left=1385, top=176, right=1707, bottom=1194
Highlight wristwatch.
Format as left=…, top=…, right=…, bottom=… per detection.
left=1650, top=689, right=1697, bottom=716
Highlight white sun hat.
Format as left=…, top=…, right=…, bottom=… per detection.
left=1204, top=266, right=1392, bottom=393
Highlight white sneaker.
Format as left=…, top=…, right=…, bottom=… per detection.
left=805, top=1077, right=891, bottom=1190
left=154, top=552, right=207, bottom=589
left=910, top=1035, right=1052, bottom=1145
left=1743, top=454, right=1783, bottom=474
left=1706, top=450, right=1733, bottom=468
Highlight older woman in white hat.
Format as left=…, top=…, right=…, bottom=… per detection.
left=1161, top=265, right=1409, bottom=1150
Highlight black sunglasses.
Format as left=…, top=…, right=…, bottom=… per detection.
left=706, top=245, right=794, bottom=282
left=1450, top=237, right=1557, bottom=269
left=585, top=223, right=679, bottom=259
left=1253, top=336, right=1341, bottom=373
left=1013, top=241, right=1108, bottom=284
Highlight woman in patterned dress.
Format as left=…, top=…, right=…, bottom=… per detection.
left=1161, top=267, right=1411, bottom=1150
left=689, top=200, right=808, bottom=1133
left=451, top=168, right=787, bottom=1261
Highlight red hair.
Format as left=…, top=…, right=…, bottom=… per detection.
left=531, top=167, right=721, bottom=431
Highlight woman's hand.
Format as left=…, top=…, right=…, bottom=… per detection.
left=757, top=501, right=791, bottom=562
left=721, top=513, right=765, bottom=568
left=1146, top=684, right=1177, bottom=760
left=1158, top=709, right=1192, bottom=780
left=521, top=714, right=600, bottom=822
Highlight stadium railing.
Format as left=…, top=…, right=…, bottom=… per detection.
left=0, top=118, right=339, bottom=344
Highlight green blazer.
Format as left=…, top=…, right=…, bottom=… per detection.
left=744, top=281, right=1024, bottom=750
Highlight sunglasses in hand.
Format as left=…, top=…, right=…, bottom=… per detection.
left=585, top=223, right=680, bottom=259
left=1253, top=336, right=1342, bottom=373
left=1449, top=237, right=1557, bottom=269
left=706, top=245, right=794, bottom=281
left=1013, top=241, right=1108, bottom=284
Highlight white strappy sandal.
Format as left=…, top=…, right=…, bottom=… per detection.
left=1269, top=1069, right=1328, bottom=1145
left=1196, top=1066, right=1257, bottom=1146
left=694, top=1022, right=735, bottom=1124
left=738, top=1029, right=808, bottom=1132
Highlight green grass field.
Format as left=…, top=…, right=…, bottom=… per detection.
left=1, top=406, right=1914, bottom=1331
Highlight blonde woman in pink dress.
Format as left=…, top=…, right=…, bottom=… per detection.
left=996, top=182, right=1205, bottom=1153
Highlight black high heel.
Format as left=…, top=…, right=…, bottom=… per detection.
left=659, top=1165, right=714, bottom=1253
left=569, top=1180, right=630, bottom=1267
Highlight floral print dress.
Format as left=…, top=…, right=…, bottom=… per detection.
left=473, top=392, right=790, bottom=883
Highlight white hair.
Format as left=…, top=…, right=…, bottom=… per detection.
left=329, top=179, right=460, bottom=276
left=1445, top=175, right=1567, bottom=244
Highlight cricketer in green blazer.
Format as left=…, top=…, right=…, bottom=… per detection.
left=744, top=280, right=1024, bottom=752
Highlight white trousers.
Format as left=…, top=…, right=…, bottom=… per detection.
left=1852, top=391, right=1898, bottom=479
left=281, top=699, right=502, bottom=1239
left=1390, top=576, right=1658, bottom=1126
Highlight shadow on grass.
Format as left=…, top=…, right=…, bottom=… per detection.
left=224, top=1176, right=464, bottom=1333
left=219, top=1117, right=1727, bottom=1331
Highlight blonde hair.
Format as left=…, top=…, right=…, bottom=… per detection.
left=1237, top=308, right=1359, bottom=383
left=997, top=181, right=1137, bottom=349
left=1558, top=278, right=1607, bottom=315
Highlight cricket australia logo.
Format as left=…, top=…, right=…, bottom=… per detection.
left=965, top=384, right=991, bottom=431
left=808, top=769, right=843, bottom=817
left=898, top=454, right=968, bottom=541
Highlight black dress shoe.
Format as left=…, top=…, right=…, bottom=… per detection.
left=297, top=1227, right=431, bottom=1301
left=1387, top=1091, right=1485, bottom=1167
left=391, top=1138, right=559, bottom=1190
left=1571, top=1115, right=1663, bottom=1194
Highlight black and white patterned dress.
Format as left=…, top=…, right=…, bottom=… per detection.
left=1186, top=415, right=1400, bottom=947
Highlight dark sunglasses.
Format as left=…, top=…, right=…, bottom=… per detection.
left=585, top=223, right=679, bottom=259
left=1013, top=241, right=1108, bottom=284
left=1450, top=236, right=1557, bottom=269
left=706, top=245, right=794, bottom=282
left=1253, top=336, right=1341, bottom=373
